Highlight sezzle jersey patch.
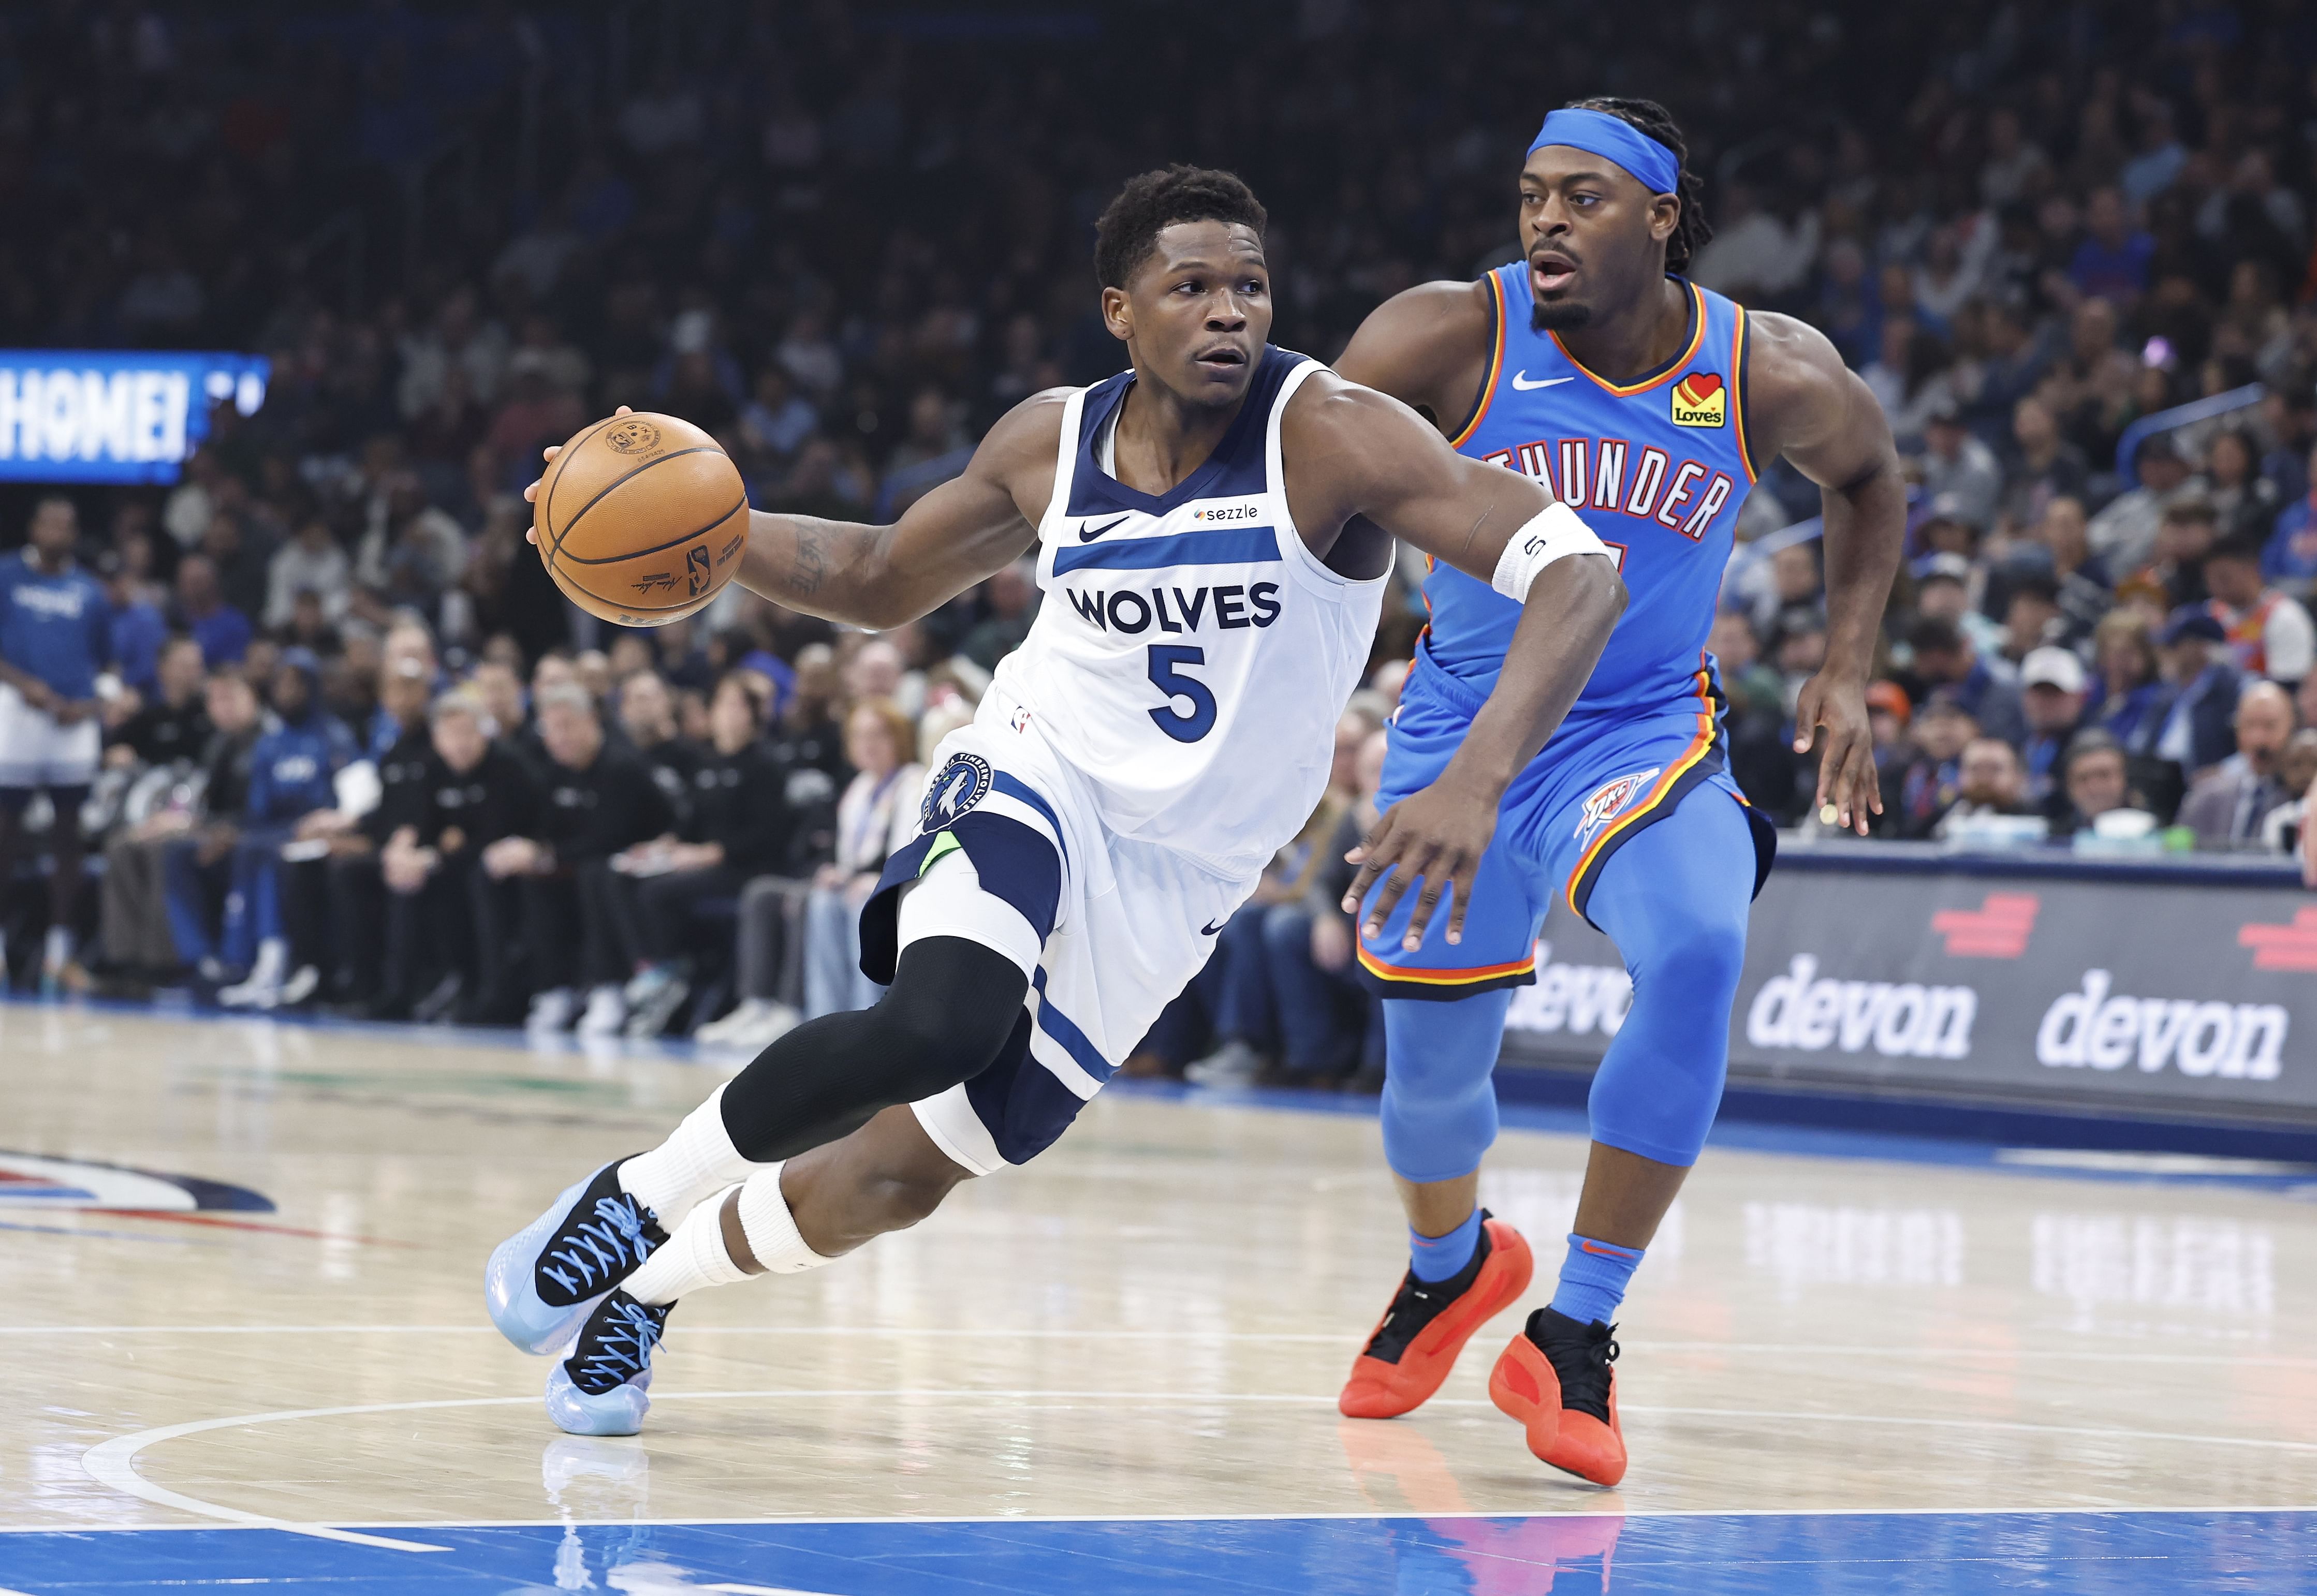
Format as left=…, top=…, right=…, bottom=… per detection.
left=1575, top=767, right=1662, bottom=846
left=922, top=752, right=993, bottom=829
left=1670, top=371, right=1724, bottom=427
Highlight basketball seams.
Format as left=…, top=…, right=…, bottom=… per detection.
left=537, top=413, right=626, bottom=556
left=545, top=446, right=726, bottom=567
left=543, top=500, right=746, bottom=622
left=555, top=496, right=749, bottom=566
left=544, top=559, right=717, bottom=618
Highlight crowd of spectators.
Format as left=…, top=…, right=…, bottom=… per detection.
left=3, top=3, right=2316, bottom=1083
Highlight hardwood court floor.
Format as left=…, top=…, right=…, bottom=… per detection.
left=3, top=1004, right=2314, bottom=1592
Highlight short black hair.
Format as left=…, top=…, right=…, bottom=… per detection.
left=2205, top=532, right=2267, bottom=566
left=1561, top=97, right=1712, bottom=274
left=1093, top=166, right=1267, bottom=290
left=1908, top=615, right=1966, bottom=656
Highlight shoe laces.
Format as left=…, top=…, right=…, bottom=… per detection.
left=1361, top=1222, right=1492, bottom=1365
left=539, top=1195, right=657, bottom=1298
left=568, top=1294, right=668, bottom=1395
left=1536, top=1316, right=1620, bottom=1423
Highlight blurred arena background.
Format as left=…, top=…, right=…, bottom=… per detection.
left=0, top=0, right=2313, bottom=1134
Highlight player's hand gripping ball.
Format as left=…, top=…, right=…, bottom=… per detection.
left=532, top=411, right=748, bottom=626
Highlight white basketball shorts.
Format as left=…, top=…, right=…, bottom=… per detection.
left=858, top=714, right=1257, bottom=1175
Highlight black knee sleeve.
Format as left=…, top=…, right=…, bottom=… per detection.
left=719, top=936, right=1031, bottom=1163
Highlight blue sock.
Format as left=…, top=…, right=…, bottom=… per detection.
left=1408, top=1209, right=1483, bottom=1282
left=1549, top=1233, right=1644, bottom=1325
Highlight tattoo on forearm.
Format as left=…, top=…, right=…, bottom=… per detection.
left=791, top=522, right=828, bottom=596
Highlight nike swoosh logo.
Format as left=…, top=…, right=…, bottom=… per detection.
left=1199, top=919, right=1226, bottom=935
left=1509, top=372, right=1576, bottom=391
left=1079, top=515, right=1132, bottom=542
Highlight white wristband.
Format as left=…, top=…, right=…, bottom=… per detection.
left=1490, top=502, right=1608, bottom=604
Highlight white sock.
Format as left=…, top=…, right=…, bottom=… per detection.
left=734, top=1163, right=835, bottom=1275
left=618, top=1085, right=762, bottom=1220
left=623, top=1164, right=833, bottom=1305
left=624, top=1189, right=751, bottom=1305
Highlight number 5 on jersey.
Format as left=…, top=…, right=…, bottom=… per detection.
left=1146, top=645, right=1217, bottom=742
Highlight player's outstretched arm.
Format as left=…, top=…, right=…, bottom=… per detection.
left=1283, top=374, right=1627, bottom=948
left=523, top=397, right=1065, bottom=630
left=1747, top=313, right=1906, bottom=834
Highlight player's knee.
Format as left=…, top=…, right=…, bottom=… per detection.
left=1380, top=1077, right=1497, bottom=1184
left=1642, top=913, right=1747, bottom=1007
left=858, top=1158, right=967, bottom=1234
left=870, top=940, right=1030, bottom=1096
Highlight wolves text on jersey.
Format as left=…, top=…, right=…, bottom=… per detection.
left=1478, top=438, right=1735, bottom=544
left=1063, top=580, right=1283, bottom=636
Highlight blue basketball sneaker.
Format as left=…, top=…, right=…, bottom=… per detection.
left=486, top=1161, right=667, bottom=1355
left=545, top=1290, right=672, bottom=1437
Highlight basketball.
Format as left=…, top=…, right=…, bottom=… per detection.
left=532, top=411, right=749, bottom=627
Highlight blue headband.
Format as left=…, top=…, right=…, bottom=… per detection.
left=1528, top=109, right=1680, bottom=196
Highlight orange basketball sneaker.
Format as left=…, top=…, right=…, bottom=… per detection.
left=1339, top=1211, right=1532, bottom=1420
left=1487, top=1307, right=1625, bottom=1485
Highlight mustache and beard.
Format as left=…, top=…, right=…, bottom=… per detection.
left=1532, top=299, right=1594, bottom=331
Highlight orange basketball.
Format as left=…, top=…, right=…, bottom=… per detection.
left=533, top=411, right=749, bottom=627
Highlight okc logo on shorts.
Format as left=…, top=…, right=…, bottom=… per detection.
left=1575, top=768, right=1661, bottom=846
left=922, top=752, right=993, bottom=829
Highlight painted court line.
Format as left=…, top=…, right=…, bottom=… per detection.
left=15, top=1324, right=2317, bottom=1369
left=13, top=1504, right=2317, bottom=1536
left=81, top=1386, right=2317, bottom=1551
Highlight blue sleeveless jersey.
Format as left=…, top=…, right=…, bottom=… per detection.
left=1423, top=270, right=1755, bottom=720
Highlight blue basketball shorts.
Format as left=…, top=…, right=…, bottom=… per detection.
left=1355, top=655, right=1775, bottom=999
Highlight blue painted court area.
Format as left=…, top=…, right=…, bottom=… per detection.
left=5, top=1512, right=2314, bottom=1594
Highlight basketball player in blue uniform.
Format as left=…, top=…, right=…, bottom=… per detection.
left=0, top=497, right=113, bottom=991
left=1331, top=100, right=1903, bottom=1483
left=487, top=168, right=1629, bottom=1435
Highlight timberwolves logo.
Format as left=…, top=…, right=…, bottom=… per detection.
left=604, top=418, right=664, bottom=455
left=1575, top=769, right=1661, bottom=847
left=922, top=752, right=993, bottom=829
left=1670, top=372, right=1724, bottom=427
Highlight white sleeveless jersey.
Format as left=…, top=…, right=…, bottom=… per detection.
left=982, top=348, right=1387, bottom=875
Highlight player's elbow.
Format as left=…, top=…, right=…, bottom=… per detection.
left=1560, top=550, right=1629, bottom=626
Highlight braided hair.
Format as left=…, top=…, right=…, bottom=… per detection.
left=1563, top=96, right=1712, bottom=275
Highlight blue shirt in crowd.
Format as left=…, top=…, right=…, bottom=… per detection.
left=246, top=712, right=355, bottom=826
left=188, top=604, right=253, bottom=667
left=0, top=552, right=112, bottom=700
left=2266, top=497, right=2317, bottom=588
left=110, top=598, right=167, bottom=694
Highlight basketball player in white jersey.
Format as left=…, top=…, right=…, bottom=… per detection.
left=487, top=167, right=1627, bottom=1436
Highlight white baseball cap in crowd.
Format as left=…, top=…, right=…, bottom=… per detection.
left=2021, top=645, right=2087, bottom=694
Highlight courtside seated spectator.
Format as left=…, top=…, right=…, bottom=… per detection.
left=107, top=670, right=262, bottom=978
left=210, top=651, right=355, bottom=1006
left=374, top=689, right=539, bottom=1024
left=617, top=672, right=791, bottom=1039
left=1932, top=737, right=2031, bottom=839
left=106, top=637, right=211, bottom=772
left=485, top=682, right=672, bottom=1037
left=2179, top=681, right=2300, bottom=850
left=802, top=698, right=921, bottom=1020
left=278, top=656, right=436, bottom=1011
left=2049, top=731, right=2146, bottom=840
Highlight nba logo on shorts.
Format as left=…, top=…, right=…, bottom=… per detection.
left=922, top=752, right=992, bottom=829
left=1575, top=768, right=1660, bottom=846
